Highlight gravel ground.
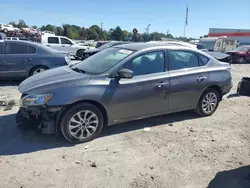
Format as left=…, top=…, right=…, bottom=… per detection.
left=0, top=64, right=250, bottom=188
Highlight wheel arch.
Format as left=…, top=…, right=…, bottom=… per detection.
left=29, top=65, right=49, bottom=76
left=56, top=100, right=108, bottom=135
left=200, top=85, right=223, bottom=102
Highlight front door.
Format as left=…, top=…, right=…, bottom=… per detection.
left=167, top=50, right=209, bottom=112
left=108, top=50, right=170, bottom=122
left=60, top=37, right=76, bottom=55
left=246, top=48, right=250, bottom=62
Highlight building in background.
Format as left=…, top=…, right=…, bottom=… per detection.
left=208, top=28, right=250, bottom=45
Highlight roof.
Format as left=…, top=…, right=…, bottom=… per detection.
left=1, top=40, right=52, bottom=51
left=114, top=42, right=175, bottom=51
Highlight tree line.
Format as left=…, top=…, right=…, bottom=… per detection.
left=8, top=19, right=197, bottom=42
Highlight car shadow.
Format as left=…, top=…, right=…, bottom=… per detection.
left=0, top=80, right=22, bottom=86
left=100, top=110, right=200, bottom=138
left=207, top=166, right=250, bottom=188
left=0, top=113, right=74, bottom=156
left=227, top=93, right=239, bottom=99
left=0, top=110, right=201, bottom=156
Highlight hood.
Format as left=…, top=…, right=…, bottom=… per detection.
left=18, top=66, right=91, bottom=94
left=84, top=48, right=100, bottom=54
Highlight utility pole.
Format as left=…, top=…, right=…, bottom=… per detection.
left=101, top=22, right=103, bottom=30
left=147, top=24, right=151, bottom=34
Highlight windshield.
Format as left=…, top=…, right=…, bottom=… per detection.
left=72, top=47, right=134, bottom=74
left=98, top=42, right=117, bottom=50
left=234, top=46, right=250, bottom=52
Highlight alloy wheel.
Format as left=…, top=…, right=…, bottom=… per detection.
left=202, top=92, right=218, bottom=114
left=33, top=68, right=46, bottom=75
left=68, top=110, right=99, bottom=140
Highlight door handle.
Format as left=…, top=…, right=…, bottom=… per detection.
left=155, top=81, right=168, bottom=88
left=25, top=58, right=32, bottom=62
left=197, top=76, right=207, bottom=82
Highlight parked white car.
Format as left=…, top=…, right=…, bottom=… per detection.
left=41, top=35, right=94, bottom=59
left=0, top=24, right=20, bottom=33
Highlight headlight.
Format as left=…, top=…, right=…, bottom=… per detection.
left=65, top=55, right=71, bottom=64
left=21, top=94, right=53, bottom=106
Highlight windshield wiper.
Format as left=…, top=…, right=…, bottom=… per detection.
left=71, top=67, right=86, bottom=74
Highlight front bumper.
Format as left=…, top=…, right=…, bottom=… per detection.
left=16, top=106, right=63, bottom=134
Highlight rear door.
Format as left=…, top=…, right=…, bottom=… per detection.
left=0, top=42, right=32, bottom=77
left=46, top=36, right=61, bottom=51
left=167, top=50, right=209, bottom=112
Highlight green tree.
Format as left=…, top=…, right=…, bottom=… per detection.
left=17, top=19, right=28, bottom=28
left=55, top=26, right=63, bottom=35
left=8, top=21, right=18, bottom=27
left=111, top=26, right=123, bottom=41
left=41, top=24, right=55, bottom=32
left=141, top=33, right=150, bottom=42
left=31, top=25, right=38, bottom=29
left=122, top=30, right=129, bottom=40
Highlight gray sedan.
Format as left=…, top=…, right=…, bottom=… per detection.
left=0, top=40, right=70, bottom=79
left=17, top=43, right=232, bottom=143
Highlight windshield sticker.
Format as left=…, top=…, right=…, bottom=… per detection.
left=118, top=49, right=133, bottom=55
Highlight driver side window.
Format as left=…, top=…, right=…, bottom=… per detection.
left=124, top=51, right=165, bottom=76
left=61, top=37, right=72, bottom=45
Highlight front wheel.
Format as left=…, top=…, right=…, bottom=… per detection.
left=30, top=66, right=48, bottom=76
left=195, top=88, right=220, bottom=116
left=60, top=103, right=104, bottom=143
left=76, top=50, right=85, bottom=60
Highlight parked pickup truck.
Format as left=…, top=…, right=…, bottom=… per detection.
left=41, top=35, right=95, bottom=59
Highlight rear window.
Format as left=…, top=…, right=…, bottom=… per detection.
left=197, top=44, right=206, bottom=49
left=48, top=37, right=59, bottom=44
left=200, top=55, right=210, bottom=66
left=4, top=43, right=27, bottom=54
left=27, top=45, right=37, bottom=54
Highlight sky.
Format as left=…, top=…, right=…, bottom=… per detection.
left=0, top=0, right=250, bottom=38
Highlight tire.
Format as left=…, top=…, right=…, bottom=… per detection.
left=60, top=103, right=104, bottom=143
left=3, top=28, right=8, bottom=33
left=195, top=88, right=220, bottom=116
left=76, top=50, right=85, bottom=60
left=30, top=66, right=48, bottom=76
left=238, top=57, right=245, bottom=64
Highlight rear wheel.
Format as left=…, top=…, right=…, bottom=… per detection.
left=30, top=66, right=48, bottom=76
left=60, top=103, right=104, bottom=143
left=3, top=28, right=8, bottom=33
left=195, top=88, right=220, bottom=116
left=238, top=57, right=245, bottom=64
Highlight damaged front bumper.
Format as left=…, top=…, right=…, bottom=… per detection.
left=16, top=106, right=63, bottom=134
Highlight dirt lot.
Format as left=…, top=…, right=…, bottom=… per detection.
left=0, top=64, right=250, bottom=188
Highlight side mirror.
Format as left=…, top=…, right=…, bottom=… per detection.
left=117, top=68, right=133, bottom=79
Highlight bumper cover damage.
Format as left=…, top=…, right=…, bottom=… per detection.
left=16, top=106, right=63, bottom=134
